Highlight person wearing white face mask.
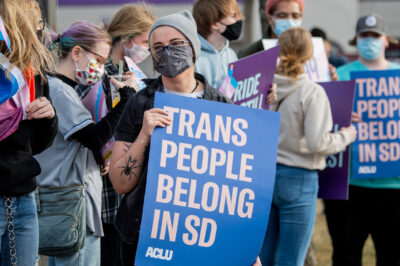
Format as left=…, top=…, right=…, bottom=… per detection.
left=35, top=21, right=134, bottom=266
left=239, top=0, right=304, bottom=58
left=107, top=4, right=155, bottom=72
left=325, top=14, right=400, bottom=266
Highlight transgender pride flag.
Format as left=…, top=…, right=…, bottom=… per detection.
left=0, top=17, right=11, bottom=51
left=219, top=64, right=238, bottom=99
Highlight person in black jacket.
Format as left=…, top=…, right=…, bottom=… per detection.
left=109, top=11, right=262, bottom=266
left=0, top=0, right=57, bottom=265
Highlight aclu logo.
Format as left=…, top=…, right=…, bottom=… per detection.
left=145, top=247, right=173, bottom=261
left=358, top=166, right=377, bottom=174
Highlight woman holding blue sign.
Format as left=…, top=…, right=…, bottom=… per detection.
left=259, top=27, right=357, bottom=266
left=325, top=14, right=400, bottom=266
left=0, top=0, right=57, bottom=265
left=109, top=10, right=262, bottom=266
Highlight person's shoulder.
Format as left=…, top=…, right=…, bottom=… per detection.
left=388, top=61, right=400, bottom=70
left=47, top=75, right=79, bottom=101
left=336, top=60, right=361, bottom=80
left=238, top=39, right=263, bottom=59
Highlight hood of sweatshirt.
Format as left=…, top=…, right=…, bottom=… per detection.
left=198, top=34, right=230, bottom=55
left=274, top=73, right=309, bottom=102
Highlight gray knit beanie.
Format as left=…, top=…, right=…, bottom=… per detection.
left=148, top=10, right=201, bottom=61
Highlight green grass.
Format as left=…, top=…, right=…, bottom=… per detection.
left=313, top=200, right=376, bottom=266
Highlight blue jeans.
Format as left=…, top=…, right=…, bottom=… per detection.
left=47, top=229, right=100, bottom=266
left=0, top=192, right=39, bottom=266
left=260, top=164, right=318, bottom=266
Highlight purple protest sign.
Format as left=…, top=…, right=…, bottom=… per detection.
left=231, top=46, right=279, bottom=110
left=318, top=81, right=355, bottom=200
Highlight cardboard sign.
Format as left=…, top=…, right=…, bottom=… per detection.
left=231, top=46, right=280, bottom=109
left=318, top=81, right=356, bottom=199
left=262, top=38, right=331, bottom=82
left=135, top=92, right=280, bottom=266
left=351, top=69, right=400, bottom=179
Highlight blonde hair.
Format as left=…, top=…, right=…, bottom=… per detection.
left=277, top=27, right=313, bottom=79
left=0, top=0, right=54, bottom=78
left=107, top=4, right=156, bottom=44
left=193, top=0, right=244, bottom=38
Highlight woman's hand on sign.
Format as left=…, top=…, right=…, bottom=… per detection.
left=351, top=112, right=362, bottom=123
left=26, top=97, right=55, bottom=120
left=329, top=64, right=338, bottom=81
left=138, top=108, right=171, bottom=143
left=253, top=256, right=262, bottom=266
left=110, top=71, right=138, bottom=92
left=266, top=83, right=277, bottom=105
left=341, top=124, right=357, bottom=143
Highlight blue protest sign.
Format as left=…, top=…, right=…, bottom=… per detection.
left=135, top=92, right=280, bottom=266
left=351, top=69, right=400, bottom=179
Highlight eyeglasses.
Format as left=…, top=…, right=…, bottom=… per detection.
left=272, top=12, right=302, bottom=20
left=149, top=40, right=191, bottom=55
left=84, top=48, right=107, bottom=65
left=38, top=18, right=45, bottom=31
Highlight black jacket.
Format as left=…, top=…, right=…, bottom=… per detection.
left=0, top=75, right=58, bottom=197
left=114, top=73, right=231, bottom=244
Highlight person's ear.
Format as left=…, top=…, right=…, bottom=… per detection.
left=71, top=45, right=81, bottom=62
left=211, top=22, right=220, bottom=32
left=266, top=13, right=274, bottom=27
left=384, top=36, right=390, bottom=48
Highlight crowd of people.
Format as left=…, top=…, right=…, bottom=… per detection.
left=0, top=0, right=399, bottom=265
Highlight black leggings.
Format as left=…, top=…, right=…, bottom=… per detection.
left=324, top=185, right=400, bottom=266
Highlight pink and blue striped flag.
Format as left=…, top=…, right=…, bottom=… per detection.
left=219, top=64, right=238, bottom=99
left=0, top=17, right=11, bottom=51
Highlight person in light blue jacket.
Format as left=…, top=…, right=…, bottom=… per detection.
left=193, top=0, right=243, bottom=90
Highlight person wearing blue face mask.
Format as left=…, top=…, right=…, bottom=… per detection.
left=336, top=14, right=400, bottom=81
left=325, top=14, right=400, bottom=266
left=238, top=0, right=304, bottom=58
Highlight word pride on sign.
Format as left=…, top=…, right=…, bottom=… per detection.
left=351, top=69, right=400, bottom=179
left=231, top=46, right=279, bottom=109
left=318, top=81, right=355, bottom=199
left=135, top=92, right=280, bottom=266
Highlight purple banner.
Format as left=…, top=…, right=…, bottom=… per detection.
left=58, top=0, right=244, bottom=5
left=231, top=46, right=279, bottom=110
left=318, top=81, right=356, bottom=200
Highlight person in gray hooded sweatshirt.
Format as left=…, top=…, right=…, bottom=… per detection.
left=260, top=27, right=357, bottom=266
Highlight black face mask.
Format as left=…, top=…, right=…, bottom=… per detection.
left=153, top=45, right=194, bottom=78
left=220, top=20, right=243, bottom=41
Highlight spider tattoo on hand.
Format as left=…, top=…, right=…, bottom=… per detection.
left=119, top=156, right=140, bottom=181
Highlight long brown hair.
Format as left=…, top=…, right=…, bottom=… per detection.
left=277, top=27, right=313, bottom=79
left=0, top=0, right=54, bottom=77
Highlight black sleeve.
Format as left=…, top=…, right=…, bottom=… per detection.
left=71, top=86, right=134, bottom=151
left=114, top=93, right=142, bottom=143
left=31, top=75, right=59, bottom=155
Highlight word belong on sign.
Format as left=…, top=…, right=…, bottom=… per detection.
left=135, top=92, right=280, bottom=265
left=351, top=69, right=400, bottom=179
